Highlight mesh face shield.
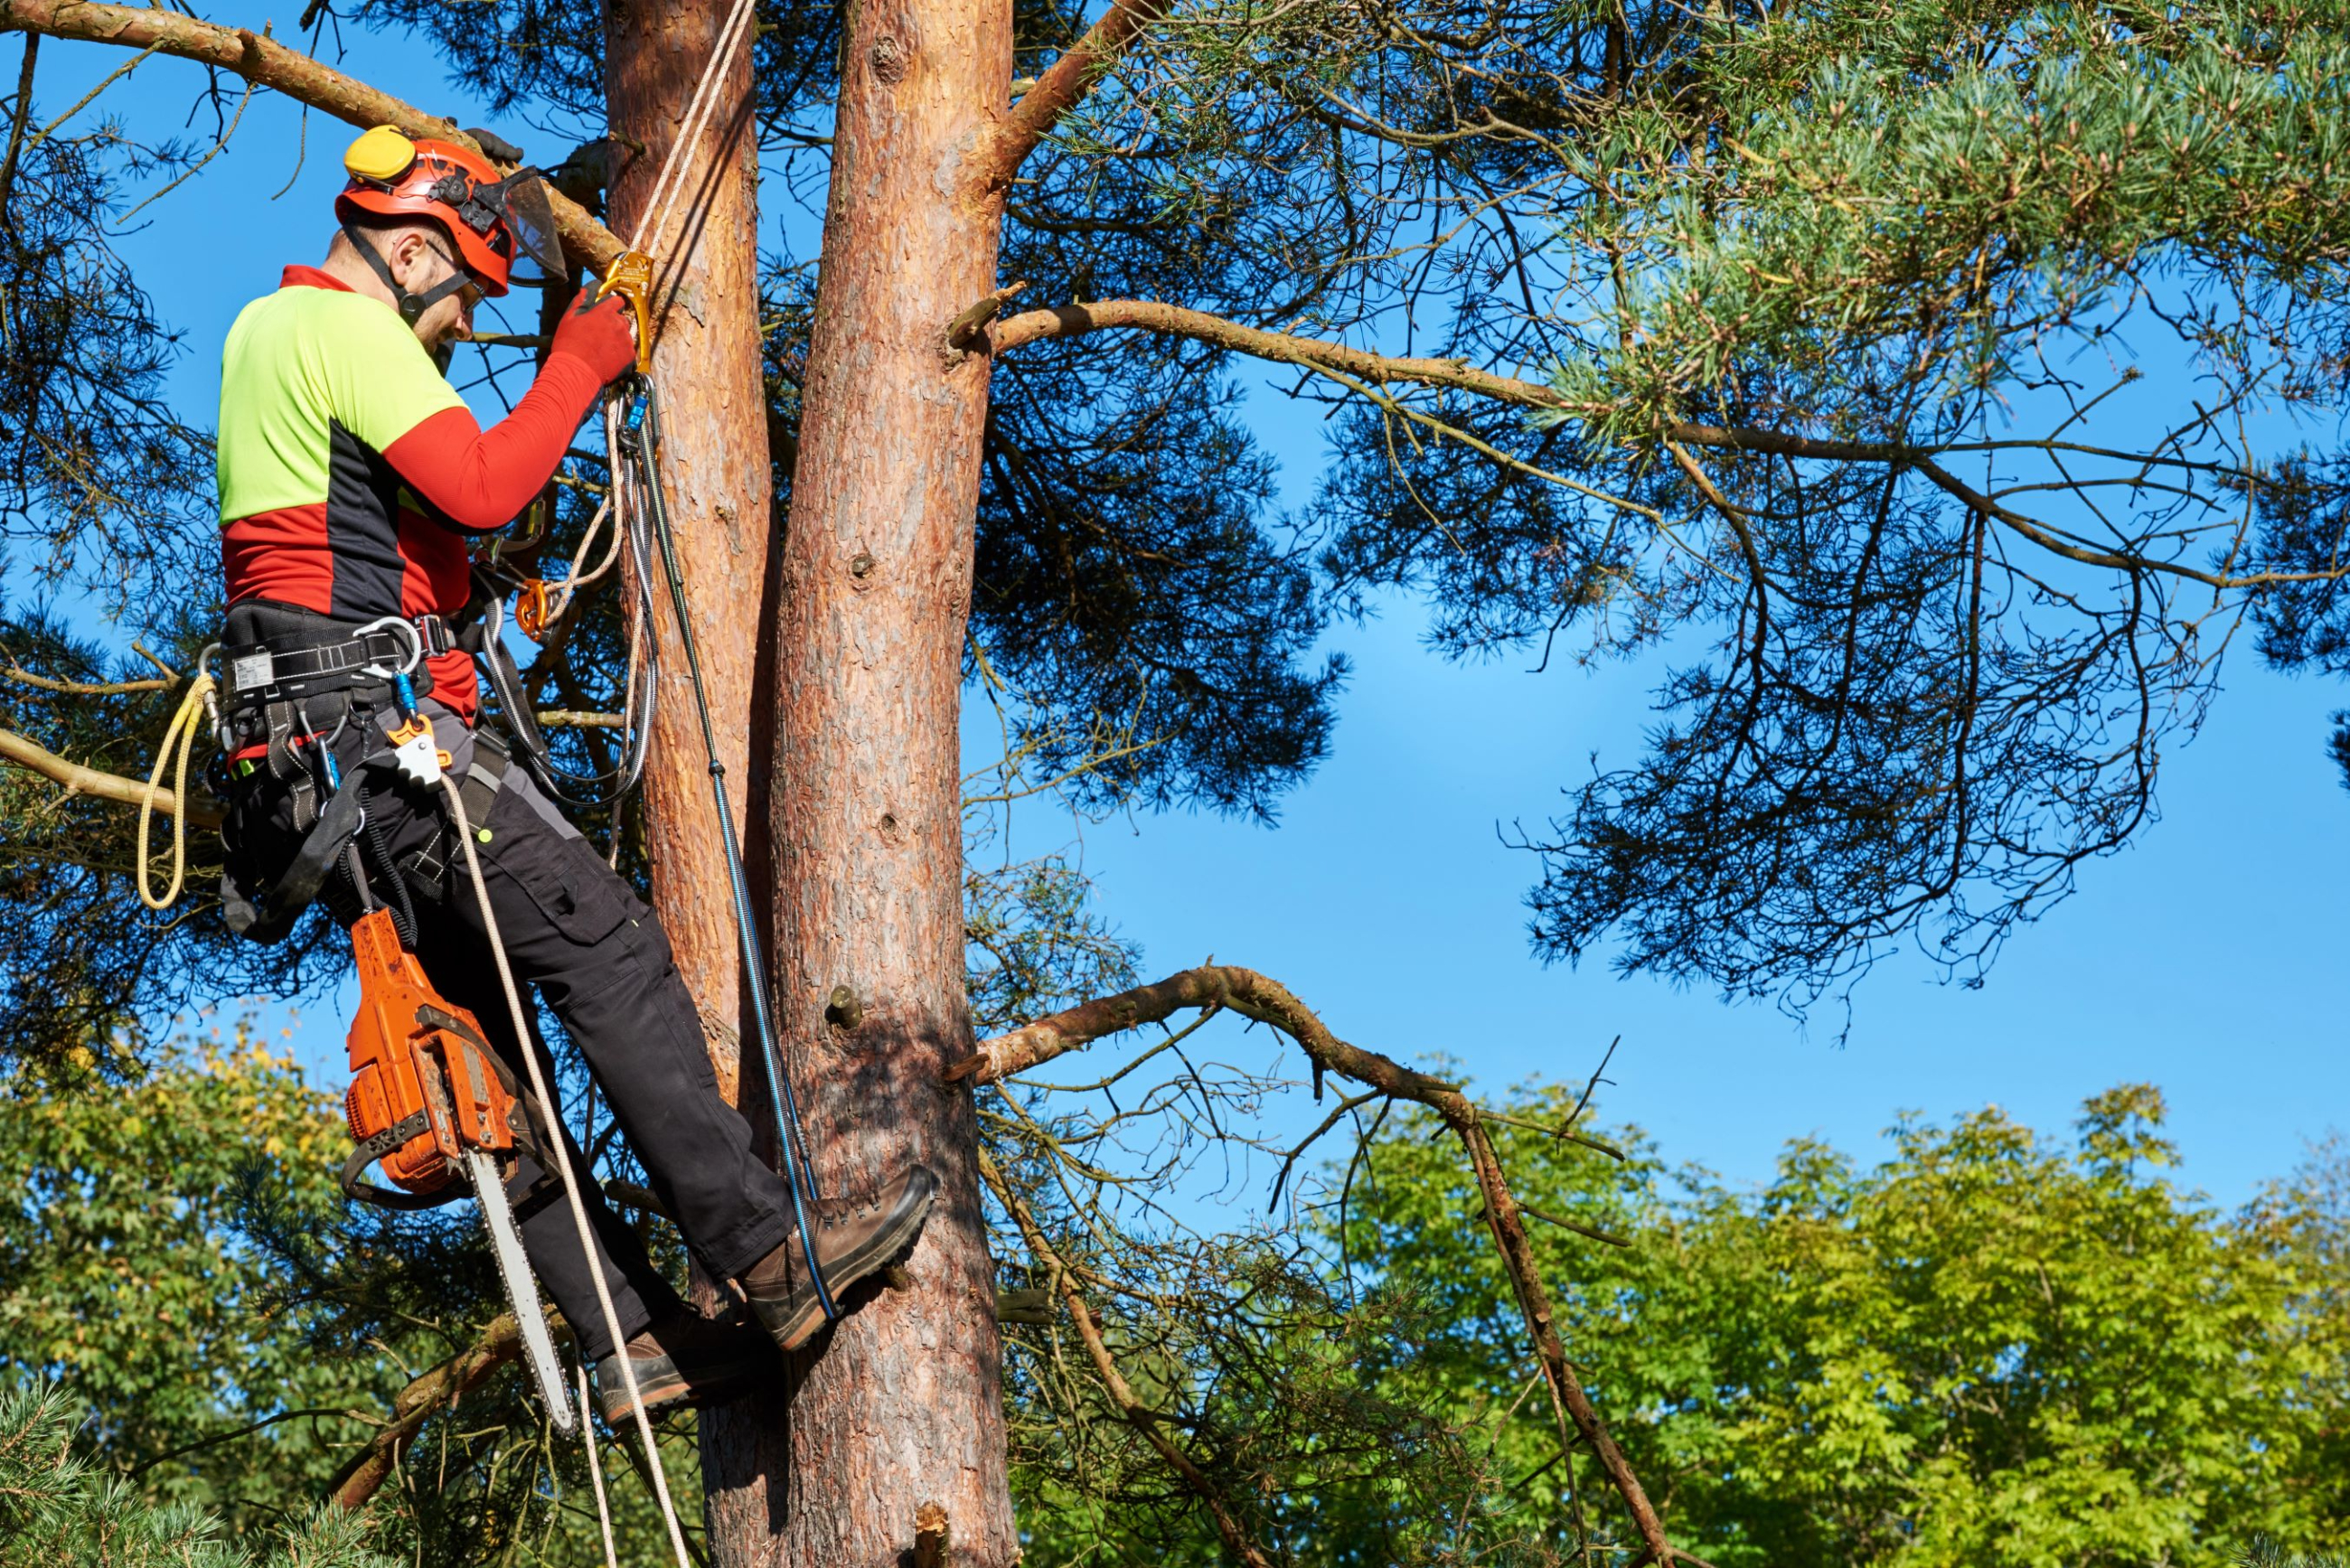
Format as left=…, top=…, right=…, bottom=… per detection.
left=433, top=168, right=569, bottom=280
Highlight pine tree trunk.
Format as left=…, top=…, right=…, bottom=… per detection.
left=607, top=0, right=1020, bottom=1559
left=603, top=0, right=775, bottom=1112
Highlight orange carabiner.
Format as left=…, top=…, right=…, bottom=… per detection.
left=515, top=577, right=552, bottom=643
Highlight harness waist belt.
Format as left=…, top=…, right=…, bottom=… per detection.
left=222, top=614, right=453, bottom=711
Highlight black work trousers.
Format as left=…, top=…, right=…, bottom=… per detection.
left=226, top=700, right=794, bottom=1361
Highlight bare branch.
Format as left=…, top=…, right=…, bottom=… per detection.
left=0, top=1, right=625, bottom=272
left=953, top=965, right=1678, bottom=1563
left=0, top=31, right=35, bottom=215
left=1, top=662, right=169, bottom=694
left=0, top=726, right=222, bottom=827
left=989, top=298, right=1569, bottom=410
left=981, top=1145, right=1282, bottom=1568
left=327, top=1310, right=535, bottom=1511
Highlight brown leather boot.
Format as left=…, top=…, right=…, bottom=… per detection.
left=738, top=1164, right=938, bottom=1351
left=595, top=1308, right=774, bottom=1425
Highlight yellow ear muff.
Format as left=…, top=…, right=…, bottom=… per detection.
left=345, top=125, right=418, bottom=184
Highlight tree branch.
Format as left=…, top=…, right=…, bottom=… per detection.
left=950, top=965, right=1677, bottom=1565
left=2, top=662, right=169, bottom=695
left=0, top=727, right=222, bottom=827
left=989, top=299, right=1568, bottom=410
left=327, top=1311, right=536, bottom=1512
left=988, top=302, right=2339, bottom=594
left=980, top=1145, right=1280, bottom=1568
left=0, top=0, right=625, bottom=271
left=983, top=0, right=1170, bottom=188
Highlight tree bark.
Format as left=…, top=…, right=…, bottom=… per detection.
left=603, top=0, right=773, bottom=1107
left=695, top=0, right=1020, bottom=1555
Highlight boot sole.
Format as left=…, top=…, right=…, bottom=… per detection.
left=598, top=1344, right=771, bottom=1426
left=757, top=1167, right=940, bottom=1352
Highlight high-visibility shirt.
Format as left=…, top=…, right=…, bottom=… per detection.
left=216, top=265, right=601, bottom=718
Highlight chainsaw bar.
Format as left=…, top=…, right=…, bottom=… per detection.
left=467, top=1148, right=576, bottom=1434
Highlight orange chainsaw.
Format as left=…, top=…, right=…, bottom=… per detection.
left=339, top=898, right=576, bottom=1432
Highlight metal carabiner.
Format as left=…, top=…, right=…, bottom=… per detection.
left=351, top=615, right=426, bottom=680
left=195, top=643, right=231, bottom=751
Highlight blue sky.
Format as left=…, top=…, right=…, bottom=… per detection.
left=35, top=15, right=2347, bottom=1212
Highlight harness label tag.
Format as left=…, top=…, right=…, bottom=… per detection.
left=230, top=652, right=275, bottom=691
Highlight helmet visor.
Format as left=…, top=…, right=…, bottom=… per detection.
left=485, top=170, right=567, bottom=279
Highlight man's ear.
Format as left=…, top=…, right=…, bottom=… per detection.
left=382, top=227, right=430, bottom=282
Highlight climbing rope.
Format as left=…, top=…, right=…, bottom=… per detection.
left=616, top=380, right=839, bottom=1323
left=576, top=1359, right=620, bottom=1568
left=136, top=662, right=219, bottom=911
left=628, top=0, right=760, bottom=264
left=438, top=768, right=694, bottom=1568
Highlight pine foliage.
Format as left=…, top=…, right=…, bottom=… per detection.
left=0, top=1381, right=394, bottom=1568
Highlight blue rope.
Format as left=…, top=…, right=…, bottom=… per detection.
left=623, top=379, right=838, bottom=1325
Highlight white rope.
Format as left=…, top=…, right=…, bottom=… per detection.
left=573, top=1081, right=621, bottom=1568
left=437, top=772, right=695, bottom=1568
left=627, top=0, right=761, bottom=263
left=452, top=11, right=766, bottom=1559
left=538, top=494, right=622, bottom=626
left=577, top=1360, right=620, bottom=1567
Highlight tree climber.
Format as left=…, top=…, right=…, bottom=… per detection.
left=211, top=131, right=937, bottom=1422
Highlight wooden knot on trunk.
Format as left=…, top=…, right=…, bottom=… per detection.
left=869, top=33, right=910, bottom=84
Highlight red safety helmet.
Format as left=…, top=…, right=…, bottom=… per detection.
left=339, top=131, right=516, bottom=295
left=336, top=127, right=568, bottom=316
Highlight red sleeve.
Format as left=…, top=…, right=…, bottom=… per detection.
left=379, top=352, right=606, bottom=533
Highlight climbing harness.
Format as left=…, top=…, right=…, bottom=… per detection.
left=207, top=614, right=440, bottom=944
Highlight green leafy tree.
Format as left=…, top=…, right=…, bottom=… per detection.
left=0, top=1028, right=696, bottom=1564
left=1326, top=1083, right=2349, bottom=1567
left=0, top=1026, right=387, bottom=1516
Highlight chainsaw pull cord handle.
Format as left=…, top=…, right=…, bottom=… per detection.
left=435, top=769, right=694, bottom=1568
left=136, top=653, right=221, bottom=912
left=618, top=376, right=840, bottom=1326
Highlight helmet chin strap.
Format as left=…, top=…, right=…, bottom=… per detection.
left=343, top=221, right=473, bottom=328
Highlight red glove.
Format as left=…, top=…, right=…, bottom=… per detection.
left=549, top=286, right=638, bottom=385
